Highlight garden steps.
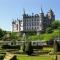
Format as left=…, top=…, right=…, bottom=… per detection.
left=3, top=52, right=14, bottom=60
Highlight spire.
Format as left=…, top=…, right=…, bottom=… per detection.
left=41, top=7, right=43, bottom=13
left=23, top=8, right=25, bottom=14
left=48, top=8, right=53, bottom=12
left=40, top=7, right=43, bottom=14
left=23, top=8, right=26, bottom=18
left=50, top=8, right=52, bottom=10
left=12, top=19, right=15, bottom=24
left=48, top=8, right=54, bottom=15
left=40, top=0, right=43, bottom=13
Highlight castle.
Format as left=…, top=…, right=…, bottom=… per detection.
left=12, top=8, right=55, bottom=32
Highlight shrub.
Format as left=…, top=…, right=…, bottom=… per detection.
left=25, top=42, right=33, bottom=55
left=10, top=55, right=17, bottom=60
left=0, top=56, right=4, bottom=60
left=52, top=20, right=60, bottom=29
left=32, top=46, right=43, bottom=49
left=23, top=43, right=25, bottom=52
left=46, top=40, right=54, bottom=46
left=46, top=27, right=53, bottom=33
left=2, top=45, right=20, bottom=49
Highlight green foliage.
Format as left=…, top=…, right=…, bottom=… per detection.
left=25, top=42, right=33, bottom=55
left=2, top=45, right=20, bottom=49
left=23, top=43, right=25, bottom=52
left=10, top=32, right=18, bottom=39
left=0, top=55, right=4, bottom=60
left=0, top=29, right=6, bottom=38
left=10, top=55, right=17, bottom=60
left=10, top=32, right=21, bottom=40
left=27, top=28, right=60, bottom=41
left=46, top=27, right=53, bottom=33
left=17, top=54, right=53, bottom=60
left=51, top=20, right=60, bottom=29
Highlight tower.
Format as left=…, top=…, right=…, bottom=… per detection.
left=47, top=8, right=55, bottom=21
left=46, top=8, right=55, bottom=26
left=39, top=8, right=45, bottom=31
left=23, top=8, right=27, bottom=18
left=40, top=8, right=44, bottom=19
left=12, top=20, right=15, bottom=32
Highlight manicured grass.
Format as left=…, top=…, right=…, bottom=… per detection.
left=27, top=29, right=60, bottom=41
left=17, top=54, right=53, bottom=60
left=43, top=47, right=53, bottom=51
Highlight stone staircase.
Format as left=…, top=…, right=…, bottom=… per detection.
left=3, top=52, right=14, bottom=60
left=57, top=55, right=60, bottom=60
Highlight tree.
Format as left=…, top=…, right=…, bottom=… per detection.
left=10, top=32, right=21, bottom=40
left=46, top=27, right=53, bottom=33
left=0, top=29, right=6, bottom=38
left=25, top=41, right=33, bottom=55
left=52, top=20, right=60, bottom=29
left=23, top=43, right=25, bottom=52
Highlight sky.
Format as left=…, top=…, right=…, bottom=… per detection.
left=0, top=0, right=60, bottom=31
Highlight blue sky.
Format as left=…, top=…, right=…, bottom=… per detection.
left=0, top=0, right=60, bottom=31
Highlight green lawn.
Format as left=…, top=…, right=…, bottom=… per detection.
left=17, top=55, right=53, bottom=60
left=27, top=29, right=60, bottom=41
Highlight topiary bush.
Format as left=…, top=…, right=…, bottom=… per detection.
left=23, top=43, right=25, bottom=52
left=0, top=55, right=4, bottom=60
left=2, top=45, right=20, bottom=49
left=25, top=42, right=33, bottom=55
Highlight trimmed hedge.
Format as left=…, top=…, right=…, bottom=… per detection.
left=25, top=42, right=33, bottom=55
left=32, top=46, right=43, bottom=49
left=2, top=45, right=20, bottom=49
left=0, top=55, right=4, bottom=60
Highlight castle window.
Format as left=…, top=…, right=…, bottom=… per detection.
left=32, top=27, right=33, bottom=30
left=16, top=24, right=18, bottom=30
left=32, top=23, right=33, bottom=26
left=40, top=20, right=42, bottom=23
left=32, top=19, right=33, bottom=21
left=37, top=22, right=39, bottom=26
left=27, top=24, right=28, bottom=26
left=37, top=19, right=39, bottom=21
left=27, top=27, right=28, bottom=30
left=35, top=27, right=36, bottom=30
left=35, top=19, right=36, bottom=21
left=37, top=27, right=39, bottom=29
left=20, top=28, right=21, bottom=30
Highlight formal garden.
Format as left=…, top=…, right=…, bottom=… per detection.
left=0, top=20, right=60, bottom=60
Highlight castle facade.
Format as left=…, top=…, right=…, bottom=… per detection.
left=12, top=8, right=55, bottom=32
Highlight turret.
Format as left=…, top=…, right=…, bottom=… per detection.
left=46, top=8, right=55, bottom=27
left=39, top=8, right=44, bottom=18
left=41, top=7, right=43, bottom=13
left=12, top=20, right=15, bottom=32
left=39, top=8, right=45, bottom=31
left=47, top=8, right=55, bottom=20
left=23, top=8, right=27, bottom=18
